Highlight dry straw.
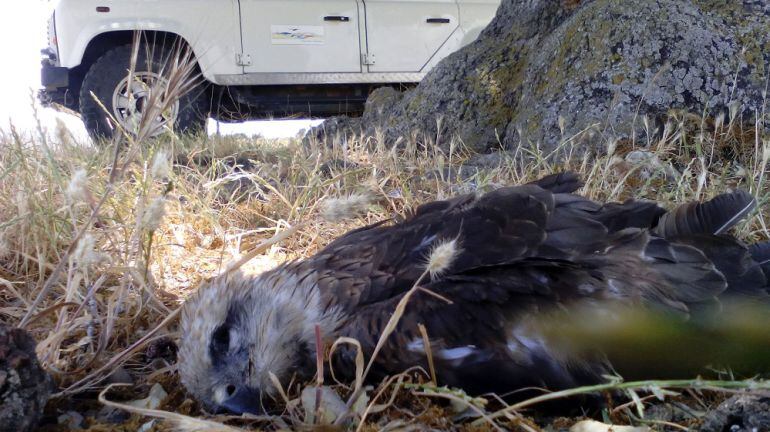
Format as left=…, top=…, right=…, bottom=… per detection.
left=99, top=384, right=246, bottom=432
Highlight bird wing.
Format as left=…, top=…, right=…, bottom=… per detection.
left=311, top=183, right=557, bottom=311
left=321, top=176, right=766, bottom=395
left=331, top=228, right=739, bottom=394
left=311, top=175, right=697, bottom=312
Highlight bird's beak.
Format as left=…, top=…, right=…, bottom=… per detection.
left=219, top=386, right=263, bottom=415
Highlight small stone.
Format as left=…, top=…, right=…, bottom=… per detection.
left=138, top=419, right=156, bottom=432
left=301, top=386, right=348, bottom=425
left=623, top=150, right=679, bottom=180
left=201, top=235, right=215, bottom=249
left=96, top=405, right=131, bottom=424
left=57, top=410, right=85, bottom=429
left=106, top=366, right=134, bottom=385
left=128, top=383, right=168, bottom=410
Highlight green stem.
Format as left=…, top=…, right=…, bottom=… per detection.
left=475, top=378, right=770, bottom=426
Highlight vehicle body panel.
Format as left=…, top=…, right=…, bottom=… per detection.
left=363, top=0, right=459, bottom=73
left=213, top=71, right=426, bottom=86
left=240, top=0, right=364, bottom=74
left=53, top=0, right=242, bottom=82
left=419, top=0, right=497, bottom=71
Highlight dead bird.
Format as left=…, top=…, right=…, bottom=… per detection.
left=178, top=172, right=769, bottom=414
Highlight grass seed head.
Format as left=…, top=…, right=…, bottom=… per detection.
left=72, top=233, right=108, bottom=268
left=14, top=188, right=29, bottom=215
left=320, top=193, right=371, bottom=222
left=142, top=197, right=167, bottom=231
left=426, top=238, right=460, bottom=279
left=66, top=168, right=89, bottom=204
left=0, top=231, right=8, bottom=259
left=72, top=233, right=95, bottom=265
left=151, top=150, right=171, bottom=180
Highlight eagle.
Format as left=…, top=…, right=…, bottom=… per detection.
left=178, top=172, right=769, bottom=415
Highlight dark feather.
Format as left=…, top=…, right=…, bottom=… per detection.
left=671, top=234, right=769, bottom=298
left=749, top=240, right=770, bottom=282
left=541, top=194, right=665, bottom=254
left=654, top=190, right=756, bottom=237
left=592, top=200, right=666, bottom=233
left=527, top=171, right=583, bottom=193
left=642, top=237, right=727, bottom=304
left=542, top=214, right=607, bottom=254
left=749, top=240, right=770, bottom=264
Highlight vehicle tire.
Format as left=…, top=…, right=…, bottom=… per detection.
left=79, top=43, right=209, bottom=141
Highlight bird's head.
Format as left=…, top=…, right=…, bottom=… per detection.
left=178, top=267, right=338, bottom=414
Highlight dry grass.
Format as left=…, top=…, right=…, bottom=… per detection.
left=1, top=111, right=768, bottom=429
left=3, top=50, right=770, bottom=429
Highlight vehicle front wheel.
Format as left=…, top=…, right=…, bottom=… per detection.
left=79, top=44, right=208, bottom=141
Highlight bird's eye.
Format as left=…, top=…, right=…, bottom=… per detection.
left=212, top=325, right=231, bottom=351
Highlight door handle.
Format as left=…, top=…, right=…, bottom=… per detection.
left=426, top=18, right=451, bottom=24
left=324, top=15, right=350, bottom=22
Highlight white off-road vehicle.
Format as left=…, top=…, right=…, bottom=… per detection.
left=40, top=0, right=500, bottom=139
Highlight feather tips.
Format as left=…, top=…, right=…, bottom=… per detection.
left=654, top=190, right=755, bottom=238
left=526, top=171, right=583, bottom=193
left=749, top=240, right=770, bottom=266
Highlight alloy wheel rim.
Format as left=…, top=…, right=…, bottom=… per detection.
left=111, top=71, right=180, bottom=137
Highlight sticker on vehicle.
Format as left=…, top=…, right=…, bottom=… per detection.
left=270, top=25, right=325, bottom=45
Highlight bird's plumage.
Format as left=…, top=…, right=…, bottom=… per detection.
left=178, top=172, right=768, bottom=414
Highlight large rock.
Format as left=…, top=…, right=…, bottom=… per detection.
left=0, top=323, right=52, bottom=432
left=317, top=0, right=770, bottom=154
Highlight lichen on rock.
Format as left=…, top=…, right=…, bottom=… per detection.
left=317, top=0, right=770, bottom=156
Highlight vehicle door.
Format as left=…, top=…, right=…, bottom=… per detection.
left=362, top=0, right=459, bottom=73
left=239, top=0, right=363, bottom=74
left=457, top=0, right=501, bottom=45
